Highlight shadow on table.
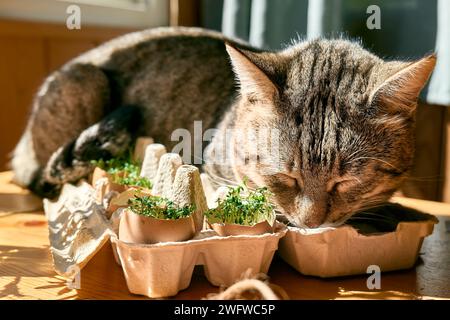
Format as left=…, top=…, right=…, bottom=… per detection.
left=34, top=278, right=78, bottom=300
left=0, top=276, right=26, bottom=299
left=70, top=242, right=148, bottom=300
left=0, top=245, right=51, bottom=277
left=0, top=193, right=43, bottom=213
left=0, top=244, right=79, bottom=300
left=268, top=255, right=423, bottom=300
left=0, top=244, right=67, bottom=299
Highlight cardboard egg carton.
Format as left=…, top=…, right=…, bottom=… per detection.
left=44, top=137, right=438, bottom=298
left=43, top=138, right=286, bottom=298
left=110, top=217, right=286, bottom=298
left=277, top=205, right=438, bottom=278
left=105, top=139, right=287, bottom=298
left=201, top=177, right=438, bottom=279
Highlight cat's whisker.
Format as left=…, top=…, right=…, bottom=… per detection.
left=347, top=216, right=390, bottom=222
left=202, top=165, right=241, bottom=188
left=352, top=197, right=392, bottom=212
left=354, top=211, right=392, bottom=218
left=403, top=176, right=442, bottom=182
left=206, top=176, right=237, bottom=188
left=346, top=156, right=400, bottom=171
left=345, top=147, right=364, bottom=161
left=350, top=215, right=399, bottom=224
left=351, top=177, right=366, bottom=190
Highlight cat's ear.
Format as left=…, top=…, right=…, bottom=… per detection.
left=370, top=54, right=436, bottom=116
left=225, top=43, right=278, bottom=102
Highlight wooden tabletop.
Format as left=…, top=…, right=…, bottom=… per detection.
left=0, top=171, right=449, bottom=300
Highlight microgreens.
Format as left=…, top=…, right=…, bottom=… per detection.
left=128, top=195, right=195, bottom=220
left=91, top=151, right=152, bottom=189
left=205, top=180, right=275, bottom=226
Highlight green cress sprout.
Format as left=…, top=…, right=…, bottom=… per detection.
left=91, top=152, right=152, bottom=189
left=127, top=195, right=195, bottom=220
left=205, top=180, right=275, bottom=226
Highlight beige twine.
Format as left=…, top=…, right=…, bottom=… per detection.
left=205, top=271, right=289, bottom=300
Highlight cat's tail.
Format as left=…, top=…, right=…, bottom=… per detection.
left=15, top=106, right=141, bottom=198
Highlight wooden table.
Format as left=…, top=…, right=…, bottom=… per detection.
left=0, top=171, right=449, bottom=300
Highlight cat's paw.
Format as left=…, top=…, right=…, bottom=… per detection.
left=43, top=106, right=140, bottom=185
left=44, top=142, right=92, bottom=185
left=28, top=169, right=62, bottom=199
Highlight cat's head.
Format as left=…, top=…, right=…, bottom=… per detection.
left=225, top=39, right=435, bottom=228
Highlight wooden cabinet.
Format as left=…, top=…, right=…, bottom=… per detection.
left=441, top=109, right=450, bottom=202
left=399, top=102, right=447, bottom=202
left=0, top=19, right=135, bottom=171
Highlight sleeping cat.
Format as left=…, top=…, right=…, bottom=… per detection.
left=11, top=27, right=435, bottom=228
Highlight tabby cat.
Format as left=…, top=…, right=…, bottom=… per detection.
left=11, top=27, right=435, bottom=228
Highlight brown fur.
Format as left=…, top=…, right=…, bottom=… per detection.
left=205, top=39, right=435, bottom=227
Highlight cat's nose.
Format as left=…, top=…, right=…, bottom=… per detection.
left=303, top=215, right=326, bottom=228
left=301, top=203, right=327, bottom=228
left=298, top=194, right=327, bottom=228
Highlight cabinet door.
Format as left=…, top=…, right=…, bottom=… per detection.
left=0, top=19, right=135, bottom=171
left=0, top=37, right=46, bottom=170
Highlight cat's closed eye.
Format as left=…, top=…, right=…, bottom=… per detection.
left=327, top=178, right=358, bottom=194
left=273, top=173, right=301, bottom=189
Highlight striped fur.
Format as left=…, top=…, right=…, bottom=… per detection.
left=206, top=39, right=435, bottom=227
